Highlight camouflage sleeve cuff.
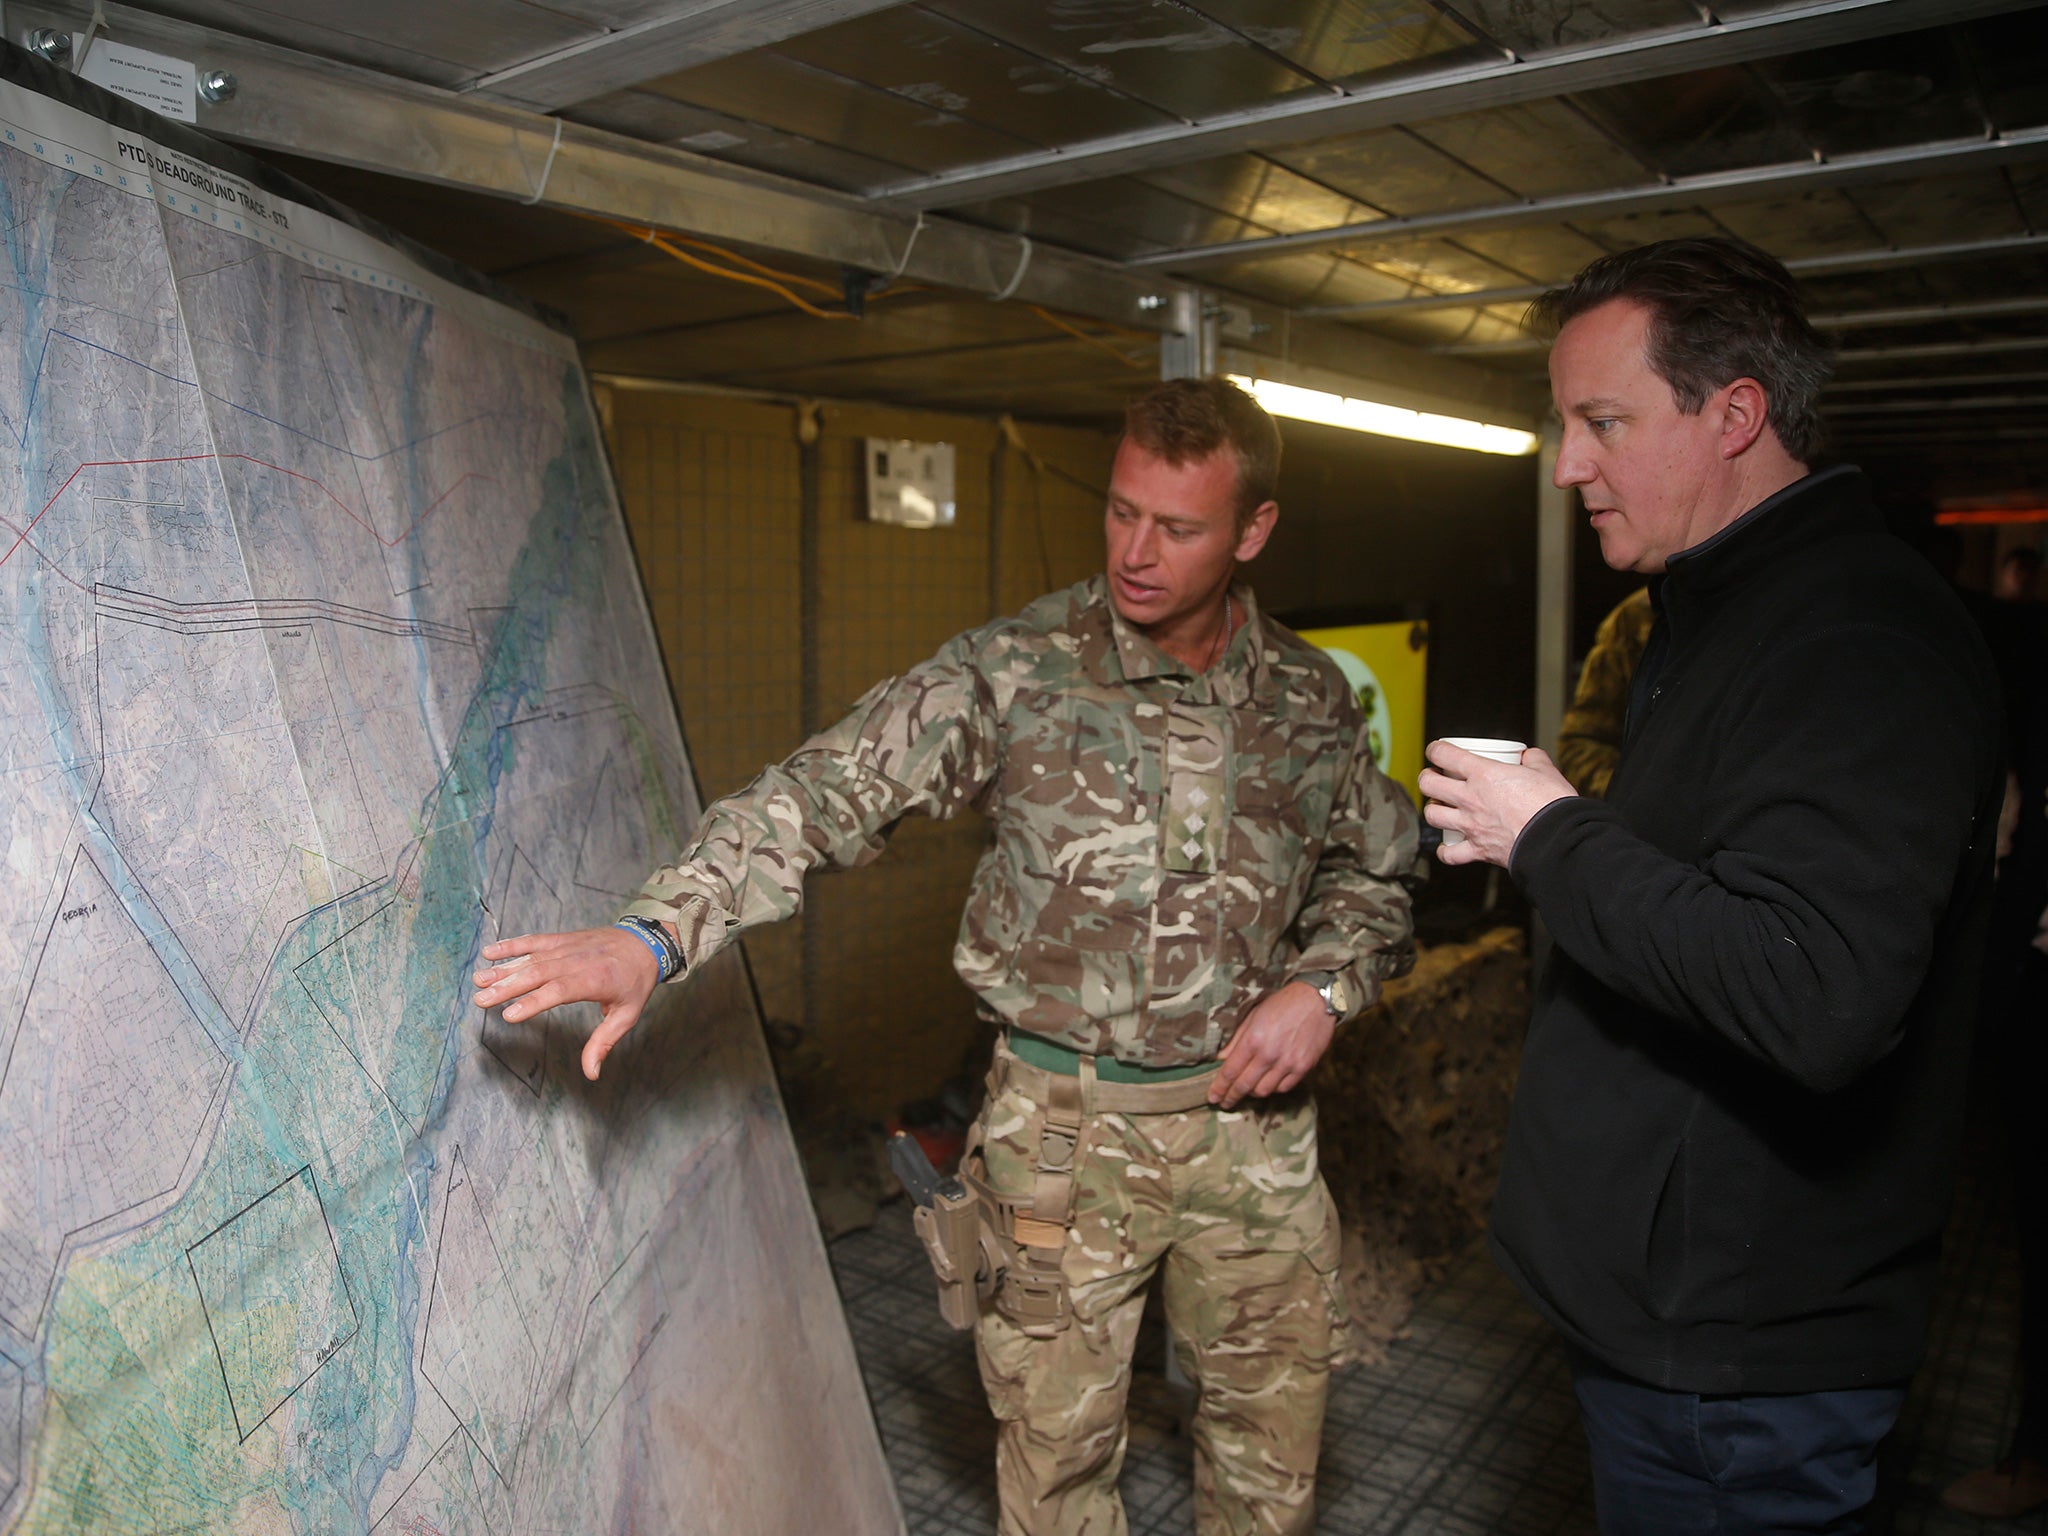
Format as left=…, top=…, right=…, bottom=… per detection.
left=1290, top=944, right=1412, bottom=1024
left=616, top=893, right=732, bottom=974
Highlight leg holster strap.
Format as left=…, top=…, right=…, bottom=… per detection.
left=954, top=1048, right=1102, bottom=1338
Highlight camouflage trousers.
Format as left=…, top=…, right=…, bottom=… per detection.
left=969, top=1042, right=1347, bottom=1536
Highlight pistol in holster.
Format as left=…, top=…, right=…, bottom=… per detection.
left=889, top=1132, right=1001, bottom=1332
left=891, top=1047, right=1094, bottom=1339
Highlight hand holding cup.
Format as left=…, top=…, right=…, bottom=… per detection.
left=1420, top=737, right=1577, bottom=868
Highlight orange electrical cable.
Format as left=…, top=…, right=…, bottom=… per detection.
left=1028, top=305, right=1151, bottom=370
left=587, top=215, right=853, bottom=320
left=648, top=228, right=842, bottom=298
left=588, top=215, right=930, bottom=320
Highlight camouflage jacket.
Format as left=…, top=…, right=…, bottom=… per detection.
left=622, top=576, right=1418, bottom=1066
left=1555, top=586, right=1655, bottom=799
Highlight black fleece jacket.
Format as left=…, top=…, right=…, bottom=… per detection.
left=1494, top=465, right=2004, bottom=1395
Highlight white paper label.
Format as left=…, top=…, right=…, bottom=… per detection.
left=75, top=36, right=197, bottom=124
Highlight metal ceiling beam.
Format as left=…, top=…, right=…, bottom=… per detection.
left=1298, top=232, right=2048, bottom=320
left=1835, top=337, right=2048, bottom=363
left=1829, top=370, right=2048, bottom=392
left=4, top=0, right=1531, bottom=423
left=1817, top=296, right=2048, bottom=328
left=464, top=0, right=908, bottom=113
left=1828, top=426, right=2048, bottom=441
left=1127, top=127, right=2048, bottom=272
left=5, top=0, right=1180, bottom=336
left=1825, top=395, right=2048, bottom=413
left=863, top=0, right=2032, bottom=210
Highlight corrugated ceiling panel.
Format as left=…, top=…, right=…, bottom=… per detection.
left=512, top=0, right=707, bottom=25
left=767, top=8, right=1177, bottom=150
left=1138, top=154, right=1378, bottom=236
left=641, top=49, right=1036, bottom=174
left=925, top=0, right=1322, bottom=121
left=2012, top=164, right=2048, bottom=232
left=1964, top=10, right=2048, bottom=130
left=1199, top=249, right=1407, bottom=308
left=1842, top=173, right=2036, bottom=248
left=1706, top=188, right=1900, bottom=261
left=999, top=174, right=1295, bottom=259
left=568, top=90, right=915, bottom=191
left=1442, top=225, right=1613, bottom=282
left=957, top=197, right=1165, bottom=260
left=1443, top=0, right=1702, bottom=56
left=1799, top=258, right=2048, bottom=314
left=1412, top=98, right=1652, bottom=199
left=138, top=0, right=487, bottom=85
left=1184, top=0, right=1482, bottom=82
left=1549, top=204, right=1742, bottom=250
left=1746, top=31, right=1991, bottom=159
left=1265, top=126, right=1519, bottom=218
left=1372, top=306, right=1532, bottom=349
left=1327, top=236, right=1536, bottom=290
left=145, top=0, right=592, bottom=78
left=1572, top=65, right=1814, bottom=177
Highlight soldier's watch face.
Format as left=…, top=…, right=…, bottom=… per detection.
left=1329, top=975, right=1354, bottom=1015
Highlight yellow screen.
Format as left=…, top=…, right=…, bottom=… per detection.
left=1295, top=620, right=1430, bottom=805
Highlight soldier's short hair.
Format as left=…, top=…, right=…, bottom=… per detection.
left=1123, top=376, right=1281, bottom=532
left=1528, top=237, right=1833, bottom=464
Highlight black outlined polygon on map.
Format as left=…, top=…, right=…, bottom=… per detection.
left=186, top=1164, right=360, bottom=1443
left=0, top=846, right=231, bottom=1340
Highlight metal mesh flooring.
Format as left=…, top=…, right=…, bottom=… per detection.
left=830, top=1155, right=2042, bottom=1535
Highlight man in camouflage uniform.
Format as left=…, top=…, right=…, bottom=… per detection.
left=473, top=376, right=1419, bottom=1535
left=1554, top=586, right=1653, bottom=797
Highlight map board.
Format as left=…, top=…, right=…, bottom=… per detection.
left=0, top=51, right=901, bottom=1535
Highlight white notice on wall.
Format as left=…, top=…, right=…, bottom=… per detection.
left=74, top=36, right=197, bottom=123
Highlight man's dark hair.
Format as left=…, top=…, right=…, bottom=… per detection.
left=1528, top=238, right=1834, bottom=464
left=1123, top=376, right=1282, bottom=532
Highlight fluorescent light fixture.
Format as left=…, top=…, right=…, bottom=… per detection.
left=1228, top=374, right=1539, bottom=457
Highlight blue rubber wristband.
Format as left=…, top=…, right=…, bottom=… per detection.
left=613, top=919, right=673, bottom=982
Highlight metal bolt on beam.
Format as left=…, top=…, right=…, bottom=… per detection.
left=24, top=27, right=71, bottom=65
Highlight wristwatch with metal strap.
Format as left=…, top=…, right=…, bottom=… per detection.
left=1293, top=970, right=1353, bottom=1019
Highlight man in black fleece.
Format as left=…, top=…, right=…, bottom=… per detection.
left=1419, top=238, right=2004, bottom=1534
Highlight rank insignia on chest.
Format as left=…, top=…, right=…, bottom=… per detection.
left=1163, top=770, right=1225, bottom=873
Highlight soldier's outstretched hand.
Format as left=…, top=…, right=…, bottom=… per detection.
left=1210, top=981, right=1337, bottom=1109
left=472, top=927, right=662, bottom=1081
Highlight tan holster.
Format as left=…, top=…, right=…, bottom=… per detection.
left=944, top=1039, right=1220, bottom=1339
left=910, top=1183, right=998, bottom=1331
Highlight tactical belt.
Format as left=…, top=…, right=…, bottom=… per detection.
left=1006, top=1027, right=1215, bottom=1086
left=995, top=1035, right=1222, bottom=1115
left=913, top=1037, right=1223, bottom=1339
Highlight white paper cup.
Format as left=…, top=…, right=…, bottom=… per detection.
left=1433, top=737, right=1527, bottom=843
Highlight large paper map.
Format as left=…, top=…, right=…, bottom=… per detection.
left=0, top=55, right=900, bottom=1535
